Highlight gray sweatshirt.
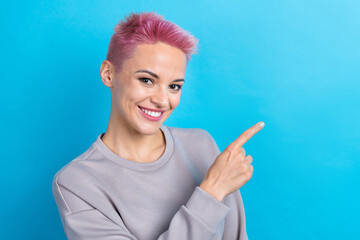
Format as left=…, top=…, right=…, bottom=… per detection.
left=52, top=124, right=248, bottom=240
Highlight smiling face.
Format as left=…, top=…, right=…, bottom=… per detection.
left=106, top=42, right=187, bottom=135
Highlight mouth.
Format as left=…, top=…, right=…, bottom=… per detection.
left=138, top=106, right=166, bottom=121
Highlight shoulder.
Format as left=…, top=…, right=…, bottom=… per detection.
left=164, top=125, right=220, bottom=155
left=51, top=144, right=114, bottom=216
left=165, top=125, right=214, bottom=142
left=52, top=144, right=98, bottom=190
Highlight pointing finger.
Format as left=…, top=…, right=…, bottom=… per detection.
left=227, top=121, right=265, bottom=151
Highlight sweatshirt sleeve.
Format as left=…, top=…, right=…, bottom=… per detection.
left=52, top=174, right=231, bottom=240
left=222, top=190, right=249, bottom=240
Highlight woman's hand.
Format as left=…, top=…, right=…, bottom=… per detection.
left=199, top=121, right=265, bottom=202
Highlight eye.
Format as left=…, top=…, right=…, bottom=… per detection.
left=138, top=78, right=153, bottom=85
left=169, top=84, right=182, bottom=91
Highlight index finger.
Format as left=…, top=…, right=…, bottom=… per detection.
left=228, top=121, right=265, bottom=150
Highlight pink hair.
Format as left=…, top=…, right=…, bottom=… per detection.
left=106, top=12, right=199, bottom=73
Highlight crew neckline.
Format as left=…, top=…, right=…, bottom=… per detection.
left=93, top=124, right=174, bottom=171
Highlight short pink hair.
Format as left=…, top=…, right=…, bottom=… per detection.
left=106, top=12, right=199, bottom=73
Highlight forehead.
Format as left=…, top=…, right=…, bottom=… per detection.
left=122, top=42, right=187, bottom=75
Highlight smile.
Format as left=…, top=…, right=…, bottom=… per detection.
left=140, top=107, right=162, bottom=117
left=138, top=106, right=165, bottom=121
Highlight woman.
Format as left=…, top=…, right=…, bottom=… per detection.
left=52, top=11, right=264, bottom=240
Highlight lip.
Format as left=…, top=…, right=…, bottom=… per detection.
left=138, top=105, right=166, bottom=112
left=138, top=106, right=165, bottom=122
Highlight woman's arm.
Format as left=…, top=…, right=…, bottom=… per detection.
left=201, top=129, right=249, bottom=240
left=53, top=175, right=231, bottom=240
left=222, top=190, right=249, bottom=240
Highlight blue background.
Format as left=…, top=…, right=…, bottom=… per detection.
left=1, top=0, right=359, bottom=239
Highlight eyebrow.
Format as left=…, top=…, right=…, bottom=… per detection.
left=135, top=69, right=185, bottom=83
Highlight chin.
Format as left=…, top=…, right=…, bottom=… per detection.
left=138, top=127, right=160, bottom=136
left=134, top=111, right=171, bottom=135
left=133, top=121, right=162, bottom=136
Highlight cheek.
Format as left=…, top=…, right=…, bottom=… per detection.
left=119, top=82, right=147, bottom=102
left=170, top=93, right=181, bottom=109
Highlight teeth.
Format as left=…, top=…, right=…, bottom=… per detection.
left=140, top=107, right=162, bottom=117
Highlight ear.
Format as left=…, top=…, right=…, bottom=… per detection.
left=100, top=60, right=114, bottom=88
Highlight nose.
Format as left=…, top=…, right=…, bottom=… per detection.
left=150, top=86, right=168, bottom=108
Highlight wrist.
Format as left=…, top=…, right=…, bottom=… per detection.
left=199, top=181, right=225, bottom=202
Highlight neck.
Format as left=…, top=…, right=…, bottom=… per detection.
left=101, top=110, right=165, bottom=163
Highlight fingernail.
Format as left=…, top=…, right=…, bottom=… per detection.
left=259, top=122, right=265, bottom=127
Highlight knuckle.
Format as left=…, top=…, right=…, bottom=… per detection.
left=240, top=162, right=249, bottom=172
left=226, top=145, right=235, bottom=153
left=235, top=159, right=243, bottom=168
left=222, top=149, right=233, bottom=160
left=240, top=151, right=245, bottom=158
left=246, top=169, right=253, bottom=179
left=241, top=147, right=246, bottom=156
left=243, top=129, right=251, bottom=136
left=246, top=129, right=254, bottom=138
